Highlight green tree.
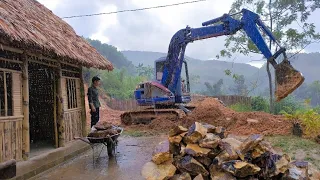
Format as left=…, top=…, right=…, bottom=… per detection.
left=83, top=67, right=143, bottom=100
left=251, top=96, right=269, bottom=112
left=204, top=79, right=224, bottom=96
left=221, top=0, right=320, bottom=57
left=230, top=75, right=248, bottom=96
left=86, top=38, right=136, bottom=74
left=294, top=80, right=320, bottom=107
left=136, top=63, right=154, bottom=80
left=221, top=0, right=320, bottom=113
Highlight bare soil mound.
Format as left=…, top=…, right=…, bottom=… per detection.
left=145, top=97, right=292, bottom=136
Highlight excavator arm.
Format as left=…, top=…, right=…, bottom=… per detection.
left=161, top=8, right=304, bottom=101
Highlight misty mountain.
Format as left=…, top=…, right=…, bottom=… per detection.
left=248, top=52, right=320, bottom=95
left=122, top=50, right=258, bottom=92
left=122, top=51, right=320, bottom=94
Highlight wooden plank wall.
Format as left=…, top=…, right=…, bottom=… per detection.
left=0, top=71, right=23, bottom=163
left=63, top=78, right=82, bottom=143
left=12, top=73, right=22, bottom=116
left=64, top=109, right=82, bottom=143
left=61, top=78, right=68, bottom=110
left=0, top=118, right=23, bottom=162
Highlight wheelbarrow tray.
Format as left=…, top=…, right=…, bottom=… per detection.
left=87, top=127, right=123, bottom=143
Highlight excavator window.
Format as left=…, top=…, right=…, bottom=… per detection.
left=155, top=60, right=165, bottom=81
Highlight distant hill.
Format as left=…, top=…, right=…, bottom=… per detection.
left=122, top=51, right=320, bottom=94
left=87, top=39, right=136, bottom=74
left=122, top=50, right=258, bottom=92
left=247, top=52, right=320, bottom=94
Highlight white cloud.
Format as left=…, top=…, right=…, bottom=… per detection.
left=38, top=0, right=320, bottom=62
left=89, top=4, right=118, bottom=44
left=247, top=61, right=264, bottom=68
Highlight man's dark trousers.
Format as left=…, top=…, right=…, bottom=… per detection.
left=90, top=107, right=100, bottom=127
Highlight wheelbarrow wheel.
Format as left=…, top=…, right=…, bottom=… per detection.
left=107, top=141, right=114, bottom=157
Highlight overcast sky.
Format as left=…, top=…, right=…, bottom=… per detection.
left=37, top=0, right=320, bottom=68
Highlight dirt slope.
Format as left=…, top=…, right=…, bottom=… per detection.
left=142, top=97, right=291, bottom=136
left=84, top=84, right=122, bottom=126
left=83, top=85, right=291, bottom=136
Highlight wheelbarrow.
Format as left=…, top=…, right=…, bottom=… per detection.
left=75, top=126, right=123, bottom=164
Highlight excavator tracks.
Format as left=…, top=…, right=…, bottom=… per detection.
left=120, top=108, right=187, bottom=125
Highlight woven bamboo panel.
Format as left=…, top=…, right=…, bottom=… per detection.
left=0, top=118, right=23, bottom=163
left=12, top=73, right=22, bottom=116
left=64, top=109, right=82, bottom=143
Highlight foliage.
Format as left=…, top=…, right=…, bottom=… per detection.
left=281, top=99, right=320, bottom=137
left=251, top=96, right=269, bottom=112
left=83, top=68, right=144, bottom=100
left=293, top=80, right=320, bottom=107
left=136, top=63, right=154, bottom=80
left=221, top=0, right=320, bottom=111
left=219, top=0, right=320, bottom=58
left=229, top=75, right=248, bottom=96
left=204, top=79, right=224, bottom=96
left=230, top=103, right=252, bottom=112
left=274, top=95, right=304, bottom=114
left=86, top=38, right=136, bottom=74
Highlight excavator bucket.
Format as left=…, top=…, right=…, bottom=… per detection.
left=274, top=59, right=304, bottom=102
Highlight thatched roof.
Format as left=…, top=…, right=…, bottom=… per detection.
left=0, top=0, right=113, bottom=70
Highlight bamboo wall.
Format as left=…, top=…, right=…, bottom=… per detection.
left=62, top=77, right=83, bottom=143
left=64, top=109, right=82, bottom=143
left=0, top=46, right=86, bottom=163
left=0, top=71, right=23, bottom=162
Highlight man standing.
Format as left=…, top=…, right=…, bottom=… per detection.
left=88, top=76, right=101, bottom=127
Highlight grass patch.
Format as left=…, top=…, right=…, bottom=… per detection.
left=122, top=130, right=146, bottom=137
left=266, top=135, right=320, bottom=169
left=229, top=103, right=252, bottom=112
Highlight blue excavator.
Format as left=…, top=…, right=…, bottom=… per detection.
left=121, top=9, right=304, bottom=125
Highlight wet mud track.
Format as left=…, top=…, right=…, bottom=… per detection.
left=31, top=135, right=167, bottom=180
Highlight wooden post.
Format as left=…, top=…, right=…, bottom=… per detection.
left=57, top=64, right=65, bottom=147
left=80, top=67, right=87, bottom=137
left=53, top=78, right=58, bottom=148
left=22, top=55, right=29, bottom=160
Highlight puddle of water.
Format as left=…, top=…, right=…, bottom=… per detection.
left=31, top=136, right=166, bottom=180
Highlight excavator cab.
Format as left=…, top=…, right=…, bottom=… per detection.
left=155, top=57, right=191, bottom=103
left=270, top=48, right=305, bottom=101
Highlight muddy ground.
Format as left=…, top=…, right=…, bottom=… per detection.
left=30, top=134, right=320, bottom=180
left=31, top=136, right=167, bottom=180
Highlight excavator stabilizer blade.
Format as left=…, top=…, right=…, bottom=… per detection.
left=275, top=59, right=305, bottom=102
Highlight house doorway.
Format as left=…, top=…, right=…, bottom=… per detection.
left=28, top=62, right=57, bottom=156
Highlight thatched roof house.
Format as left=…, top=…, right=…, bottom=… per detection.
left=0, top=0, right=113, bottom=70
left=0, top=0, right=113, bottom=165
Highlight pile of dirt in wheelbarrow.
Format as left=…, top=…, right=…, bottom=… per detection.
left=145, top=97, right=291, bottom=136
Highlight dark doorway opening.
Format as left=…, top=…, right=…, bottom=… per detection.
left=29, top=62, right=56, bottom=156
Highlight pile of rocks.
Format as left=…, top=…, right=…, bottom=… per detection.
left=141, top=122, right=320, bottom=180
left=88, top=121, right=121, bottom=139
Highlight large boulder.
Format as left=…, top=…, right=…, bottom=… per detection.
left=152, top=140, right=172, bottom=165
left=174, top=155, right=209, bottom=177
left=221, top=160, right=261, bottom=178
left=183, top=122, right=207, bottom=144
left=141, top=161, right=176, bottom=180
